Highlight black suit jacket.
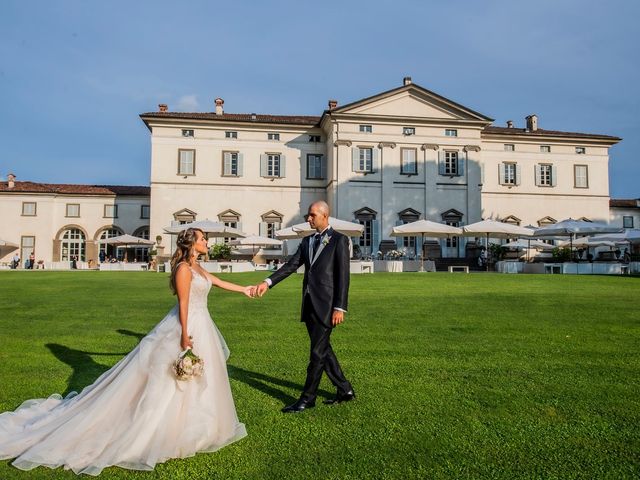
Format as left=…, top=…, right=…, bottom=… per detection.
left=268, top=227, right=350, bottom=328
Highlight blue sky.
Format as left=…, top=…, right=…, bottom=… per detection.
left=1, top=0, right=638, bottom=197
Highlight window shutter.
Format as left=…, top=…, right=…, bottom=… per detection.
left=259, top=222, right=266, bottom=236
left=260, top=154, right=268, bottom=177
left=457, top=152, right=465, bottom=177
left=535, top=165, right=541, bottom=186
left=352, top=147, right=359, bottom=172
left=236, top=222, right=243, bottom=234
left=499, top=164, right=506, bottom=185
left=237, top=153, right=244, bottom=176
left=438, top=151, right=445, bottom=175
left=223, top=152, right=231, bottom=175
left=372, top=148, right=379, bottom=172
left=279, top=155, right=286, bottom=177
left=551, top=166, right=557, bottom=187
left=320, top=156, right=327, bottom=179
left=371, top=219, right=380, bottom=254
left=515, top=164, right=521, bottom=186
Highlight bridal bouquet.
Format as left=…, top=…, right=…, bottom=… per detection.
left=173, top=349, right=204, bottom=380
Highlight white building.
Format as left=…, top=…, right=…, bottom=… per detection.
left=140, top=78, right=621, bottom=258
left=0, top=174, right=150, bottom=266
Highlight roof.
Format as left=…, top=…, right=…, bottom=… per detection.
left=483, top=126, right=621, bottom=142
left=610, top=199, right=640, bottom=208
left=0, top=181, right=150, bottom=196
left=140, top=112, right=321, bottom=127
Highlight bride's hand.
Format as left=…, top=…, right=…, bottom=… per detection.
left=243, top=285, right=256, bottom=298
left=181, top=334, right=193, bottom=350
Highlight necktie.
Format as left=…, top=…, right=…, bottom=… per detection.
left=312, top=234, right=322, bottom=258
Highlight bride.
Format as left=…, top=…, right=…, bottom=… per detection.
left=0, top=228, right=254, bottom=475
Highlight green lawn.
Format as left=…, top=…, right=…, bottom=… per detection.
left=0, top=271, right=639, bottom=479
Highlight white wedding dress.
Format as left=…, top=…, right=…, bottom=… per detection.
left=0, top=266, right=246, bottom=475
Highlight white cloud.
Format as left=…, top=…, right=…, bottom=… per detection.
left=175, top=95, right=199, bottom=112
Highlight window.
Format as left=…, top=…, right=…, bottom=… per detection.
left=98, top=227, right=123, bottom=261
left=537, top=164, right=554, bottom=186
left=576, top=146, right=586, bottom=154
left=223, top=151, right=241, bottom=176
left=445, top=221, right=459, bottom=248
left=178, top=149, right=195, bottom=175
left=182, top=129, right=194, bottom=137
left=21, top=236, right=35, bottom=266
left=355, top=207, right=378, bottom=256
left=268, top=133, right=280, bottom=141
left=66, top=203, right=80, bottom=217
left=500, top=163, right=518, bottom=185
left=308, top=135, right=321, bottom=143
left=104, top=204, right=118, bottom=218
left=61, top=228, right=85, bottom=261
left=403, top=127, right=415, bottom=136
left=359, top=125, right=372, bottom=133
left=445, top=129, right=457, bottom=137
left=540, top=145, right=551, bottom=153
left=225, top=131, right=238, bottom=139
left=358, top=148, right=373, bottom=172
left=504, top=144, right=515, bottom=152
left=260, top=211, right=283, bottom=239
left=623, top=216, right=634, bottom=228
left=307, top=154, right=325, bottom=179
left=442, top=151, right=458, bottom=176
left=267, top=154, right=280, bottom=177
left=22, top=202, right=37, bottom=216
left=401, top=148, right=417, bottom=175
left=574, top=165, right=588, bottom=188
left=141, top=205, right=150, bottom=219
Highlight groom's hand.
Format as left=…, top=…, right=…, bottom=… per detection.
left=256, top=281, right=269, bottom=297
left=332, top=310, right=344, bottom=326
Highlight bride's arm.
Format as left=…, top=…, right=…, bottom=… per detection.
left=175, top=264, right=194, bottom=349
left=205, top=271, right=255, bottom=298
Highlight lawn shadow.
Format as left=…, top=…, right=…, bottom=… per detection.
left=116, top=329, right=146, bottom=342
left=228, top=364, right=332, bottom=405
left=46, top=343, right=127, bottom=396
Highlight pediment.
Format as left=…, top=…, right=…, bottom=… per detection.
left=441, top=209, right=464, bottom=220
left=333, top=84, right=492, bottom=123
left=398, top=208, right=421, bottom=218
left=537, top=216, right=557, bottom=226
left=502, top=215, right=521, bottom=225
left=173, top=208, right=197, bottom=221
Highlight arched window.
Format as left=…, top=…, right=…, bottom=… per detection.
left=98, top=227, right=124, bottom=260
left=132, top=226, right=151, bottom=262
left=61, top=228, right=86, bottom=261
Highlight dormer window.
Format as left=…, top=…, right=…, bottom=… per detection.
left=182, top=129, right=194, bottom=137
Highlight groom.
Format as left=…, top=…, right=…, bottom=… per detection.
left=256, top=201, right=355, bottom=413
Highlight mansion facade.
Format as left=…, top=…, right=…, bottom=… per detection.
left=1, top=78, right=633, bottom=265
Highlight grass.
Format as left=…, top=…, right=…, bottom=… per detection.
left=0, top=271, right=639, bottom=479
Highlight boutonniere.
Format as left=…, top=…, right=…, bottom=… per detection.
left=322, top=236, right=331, bottom=246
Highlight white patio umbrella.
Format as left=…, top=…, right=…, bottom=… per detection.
left=558, top=237, right=616, bottom=248
left=164, top=219, right=245, bottom=238
left=463, top=220, right=534, bottom=270
left=390, top=220, right=463, bottom=271
left=533, top=219, right=621, bottom=257
left=229, top=235, right=282, bottom=258
left=103, top=234, right=155, bottom=262
left=0, top=238, right=19, bottom=259
left=290, top=217, right=364, bottom=237
left=589, top=228, right=640, bottom=243
left=274, top=226, right=311, bottom=240
left=501, top=239, right=554, bottom=250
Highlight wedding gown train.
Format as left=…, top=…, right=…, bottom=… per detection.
left=0, top=266, right=246, bottom=475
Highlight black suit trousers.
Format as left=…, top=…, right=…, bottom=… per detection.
left=300, top=299, right=352, bottom=402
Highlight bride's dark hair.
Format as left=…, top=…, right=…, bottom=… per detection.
left=169, top=228, right=205, bottom=294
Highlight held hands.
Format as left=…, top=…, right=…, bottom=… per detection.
left=243, top=285, right=257, bottom=298
left=256, top=281, right=269, bottom=298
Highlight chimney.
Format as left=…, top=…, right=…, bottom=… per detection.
left=506, top=120, right=514, bottom=128
left=7, top=173, right=15, bottom=189
left=403, top=76, right=412, bottom=86
left=328, top=99, right=338, bottom=110
left=158, top=103, right=168, bottom=113
left=525, top=114, right=538, bottom=132
left=215, top=98, right=224, bottom=115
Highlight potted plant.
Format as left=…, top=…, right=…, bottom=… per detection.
left=209, top=243, right=232, bottom=261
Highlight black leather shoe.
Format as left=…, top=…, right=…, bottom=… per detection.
left=323, top=390, right=356, bottom=405
left=281, top=399, right=315, bottom=413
